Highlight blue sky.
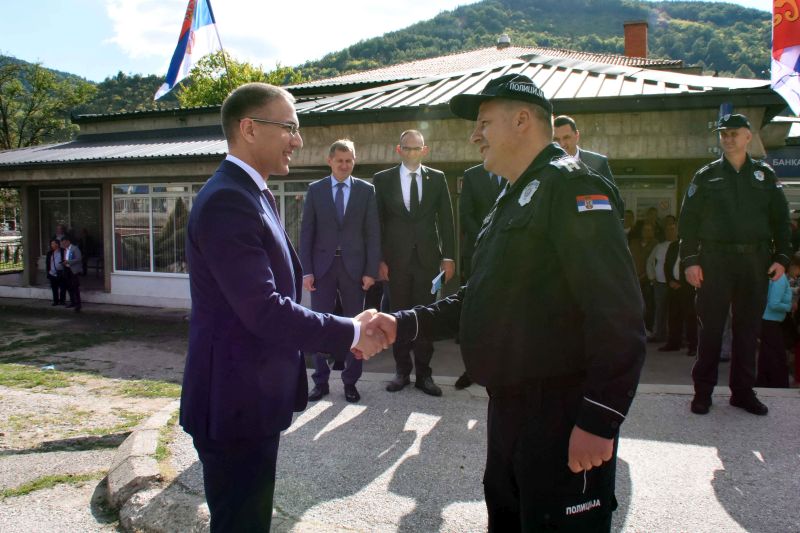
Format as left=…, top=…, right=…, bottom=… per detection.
left=0, top=0, right=770, bottom=83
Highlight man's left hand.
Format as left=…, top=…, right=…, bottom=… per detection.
left=441, top=260, right=455, bottom=283
left=362, top=275, right=376, bottom=291
left=567, top=426, right=614, bottom=473
left=768, top=262, right=785, bottom=281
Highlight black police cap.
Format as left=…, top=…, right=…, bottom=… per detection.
left=449, top=73, right=552, bottom=120
left=713, top=113, right=751, bottom=131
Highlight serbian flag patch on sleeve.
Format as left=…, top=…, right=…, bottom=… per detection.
left=576, top=195, right=612, bottom=212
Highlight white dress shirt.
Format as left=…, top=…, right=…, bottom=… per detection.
left=399, top=164, right=422, bottom=211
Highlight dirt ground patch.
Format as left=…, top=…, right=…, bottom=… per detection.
left=0, top=301, right=190, bottom=530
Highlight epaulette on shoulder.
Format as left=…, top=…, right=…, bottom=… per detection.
left=549, top=156, right=585, bottom=174
left=753, top=159, right=776, bottom=173
left=694, top=161, right=719, bottom=179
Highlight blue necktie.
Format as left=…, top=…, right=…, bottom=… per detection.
left=335, top=182, right=345, bottom=223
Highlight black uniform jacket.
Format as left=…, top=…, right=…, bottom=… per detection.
left=395, top=143, right=646, bottom=438
left=679, top=155, right=791, bottom=269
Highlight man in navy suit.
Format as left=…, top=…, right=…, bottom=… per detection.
left=553, top=115, right=615, bottom=183
left=374, top=129, right=455, bottom=397
left=180, top=83, right=390, bottom=532
left=300, top=139, right=381, bottom=403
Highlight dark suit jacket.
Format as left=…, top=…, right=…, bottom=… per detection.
left=459, top=164, right=503, bottom=260
left=373, top=164, right=455, bottom=273
left=299, top=176, right=380, bottom=282
left=180, top=159, right=354, bottom=443
left=579, top=148, right=615, bottom=184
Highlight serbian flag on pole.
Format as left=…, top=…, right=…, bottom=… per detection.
left=772, top=2, right=800, bottom=115
left=154, top=0, right=222, bottom=100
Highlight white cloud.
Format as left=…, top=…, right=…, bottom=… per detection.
left=104, top=0, right=481, bottom=73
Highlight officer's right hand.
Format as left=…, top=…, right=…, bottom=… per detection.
left=303, top=274, right=316, bottom=292
left=685, top=265, right=703, bottom=288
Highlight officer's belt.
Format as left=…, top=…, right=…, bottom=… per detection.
left=487, top=372, right=585, bottom=398
left=700, top=240, right=768, bottom=254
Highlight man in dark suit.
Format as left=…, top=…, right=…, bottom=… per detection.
left=180, top=83, right=389, bottom=532
left=455, top=163, right=505, bottom=389
left=374, top=129, right=456, bottom=396
left=553, top=115, right=615, bottom=183
left=300, top=139, right=381, bottom=403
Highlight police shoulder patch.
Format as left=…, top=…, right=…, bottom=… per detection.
left=519, top=179, right=540, bottom=206
left=687, top=183, right=698, bottom=197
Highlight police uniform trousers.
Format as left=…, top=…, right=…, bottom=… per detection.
left=193, top=434, right=280, bottom=533
left=388, top=251, right=437, bottom=379
left=485, top=379, right=616, bottom=532
left=693, top=248, right=770, bottom=398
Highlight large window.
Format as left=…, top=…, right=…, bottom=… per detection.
left=39, top=188, right=101, bottom=255
left=112, top=180, right=313, bottom=274
left=113, top=184, right=197, bottom=274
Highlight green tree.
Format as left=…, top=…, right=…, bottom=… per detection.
left=0, top=59, right=95, bottom=149
left=175, top=51, right=307, bottom=107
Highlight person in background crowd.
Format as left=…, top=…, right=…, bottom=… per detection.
left=623, top=210, right=635, bottom=243
left=679, top=113, right=791, bottom=416
left=45, top=239, right=66, bottom=306
left=61, top=236, right=82, bottom=312
left=646, top=220, right=676, bottom=343
left=53, top=223, right=68, bottom=243
left=373, top=129, right=456, bottom=397
left=756, top=269, right=792, bottom=388
left=630, top=221, right=657, bottom=335
left=552, top=114, right=615, bottom=183
left=630, top=207, right=664, bottom=242
left=661, top=225, right=698, bottom=355
left=300, top=139, right=381, bottom=404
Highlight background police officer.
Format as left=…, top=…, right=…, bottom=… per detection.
left=679, top=113, right=791, bottom=416
left=374, top=74, right=645, bottom=532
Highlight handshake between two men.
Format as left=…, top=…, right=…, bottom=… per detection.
left=351, top=309, right=398, bottom=360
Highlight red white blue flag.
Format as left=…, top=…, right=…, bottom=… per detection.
left=154, top=0, right=222, bottom=100
left=772, top=1, right=800, bottom=115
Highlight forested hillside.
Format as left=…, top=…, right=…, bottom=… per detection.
left=299, top=0, right=770, bottom=80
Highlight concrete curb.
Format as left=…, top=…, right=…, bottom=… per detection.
left=107, top=400, right=179, bottom=509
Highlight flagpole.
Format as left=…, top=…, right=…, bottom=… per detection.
left=203, top=0, right=232, bottom=95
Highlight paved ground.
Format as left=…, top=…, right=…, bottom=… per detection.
left=131, top=379, right=800, bottom=533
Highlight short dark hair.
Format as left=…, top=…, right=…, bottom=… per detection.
left=553, top=115, right=578, bottom=132
left=220, top=83, right=294, bottom=142
left=791, top=253, right=800, bottom=268
left=329, top=139, right=355, bottom=157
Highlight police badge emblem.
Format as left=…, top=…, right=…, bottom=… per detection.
left=754, top=170, right=765, bottom=181
left=519, top=180, right=539, bottom=206
left=687, top=183, right=697, bottom=197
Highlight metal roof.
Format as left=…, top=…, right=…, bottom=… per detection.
left=0, top=135, right=226, bottom=167
left=291, top=45, right=684, bottom=90
left=295, top=57, right=768, bottom=115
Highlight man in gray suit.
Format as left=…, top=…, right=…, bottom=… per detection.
left=374, top=129, right=455, bottom=396
left=300, top=139, right=381, bottom=403
left=553, top=115, right=615, bottom=183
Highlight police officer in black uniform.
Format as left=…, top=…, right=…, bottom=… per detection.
left=679, top=113, right=791, bottom=416
left=385, top=74, right=645, bottom=532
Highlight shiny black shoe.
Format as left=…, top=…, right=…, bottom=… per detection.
left=686, top=348, right=697, bottom=357
left=690, top=396, right=712, bottom=415
left=454, top=372, right=473, bottom=390
left=415, top=376, right=442, bottom=397
left=386, top=374, right=410, bottom=392
left=308, top=385, right=329, bottom=402
left=344, top=384, right=360, bottom=403
left=730, top=394, right=768, bottom=416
